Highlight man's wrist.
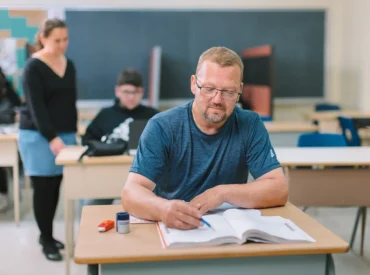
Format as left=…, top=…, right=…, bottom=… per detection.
left=216, top=185, right=228, bottom=204
left=156, top=198, right=170, bottom=221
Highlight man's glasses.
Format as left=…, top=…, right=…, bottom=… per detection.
left=195, top=75, right=242, bottom=101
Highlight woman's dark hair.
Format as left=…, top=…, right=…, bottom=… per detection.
left=34, top=18, right=67, bottom=51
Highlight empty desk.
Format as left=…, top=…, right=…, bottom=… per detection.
left=275, top=147, right=370, bottom=255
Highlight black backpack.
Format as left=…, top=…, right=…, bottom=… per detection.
left=78, top=138, right=128, bottom=162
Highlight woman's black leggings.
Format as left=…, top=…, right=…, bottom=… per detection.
left=31, top=175, right=63, bottom=240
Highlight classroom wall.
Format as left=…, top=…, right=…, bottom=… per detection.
left=5, top=0, right=331, bottom=9
left=5, top=0, right=342, bottom=105
left=5, top=1, right=370, bottom=117
left=0, top=9, right=47, bottom=96
left=340, top=0, right=370, bottom=112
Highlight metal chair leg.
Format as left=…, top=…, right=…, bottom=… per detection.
left=360, top=207, right=367, bottom=256
left=350, top=207, right=363, bottom=249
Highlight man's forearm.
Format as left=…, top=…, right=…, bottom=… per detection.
left=221, top=177, right=288, bottom=209
left=122, top=183, right=168, bottom=221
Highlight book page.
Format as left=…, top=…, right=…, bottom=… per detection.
left=222, top=209, right=262, bottom=240
left=207, top=204, right=262, bottom=216
left=223, top=209, right=315, bottom=243
left=157, top=214, right=241, bottom=248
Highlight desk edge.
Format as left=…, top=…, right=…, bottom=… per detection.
left=74, top=244, right=349, bottom=265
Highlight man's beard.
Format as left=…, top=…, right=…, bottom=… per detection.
left=201, top=104, right=227, bottom=124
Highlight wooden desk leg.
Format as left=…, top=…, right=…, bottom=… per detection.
left=13, top=164, right=19, bottom=226
left=64, top=198, right=74, bottom=275
left=24, top=176, right=32, bottom=211
left=69, top=199, right=75, bottom=257
left=88, top=264, right=99, bottom=275
left=361, top=207, right=367, bottom=256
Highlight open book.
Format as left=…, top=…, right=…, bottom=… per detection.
left=157, top=208, right=315, bottom=248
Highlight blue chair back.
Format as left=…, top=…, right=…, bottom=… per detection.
left=260, top=115, right=272, bottom=122
left=297, top=133, right=347, bottom=147
left=338, top=116, right=361, bottom=146
left=315, top=103, right=341, bottom=112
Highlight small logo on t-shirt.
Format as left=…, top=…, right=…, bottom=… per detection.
left=270, top=149, right=275, bottom=158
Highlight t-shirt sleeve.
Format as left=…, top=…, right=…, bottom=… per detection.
left=130, top=119, right=170, bottom=185
left=246, top=115, right=281, bottom=179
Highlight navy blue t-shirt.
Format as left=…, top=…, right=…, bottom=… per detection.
left=130, top=101, right=280, bottom=201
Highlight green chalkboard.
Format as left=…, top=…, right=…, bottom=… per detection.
left=66, top=10, right=325, bottom=99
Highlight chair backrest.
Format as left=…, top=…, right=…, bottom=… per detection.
left=260, top=115, right=272, bottom=122
left=297, top=133, right=347, bottom=147
left=315, top=103, right=341, bottom=112
left=338, top=116, right=361, bottom=146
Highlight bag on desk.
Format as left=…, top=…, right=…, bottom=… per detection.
left=78, top=139, right=128, bottom=162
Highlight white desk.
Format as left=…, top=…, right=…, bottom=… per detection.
left=55, top=146, right=133, bottom=275
left=275, top=147, right=370, bottom=255
left=0, top=133, right=20, bottom=225
left=305, top=111, right=370, bottom=122
left=304, top=111, right=370, bottom=141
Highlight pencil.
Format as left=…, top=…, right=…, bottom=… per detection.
left=200, top=217, right=213, bottom=229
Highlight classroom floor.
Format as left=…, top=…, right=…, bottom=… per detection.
left=0, top=183, right=370, bottom=275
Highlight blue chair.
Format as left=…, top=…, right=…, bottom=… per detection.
left=338, top=116, right=361, bottom=146
left=315, top=103, right=341, bottom=112
left=297, top=133, right=347, bottom=147
left=297, top=132, right=365, bottom=254
left=260, top=115, right=272, bottom=122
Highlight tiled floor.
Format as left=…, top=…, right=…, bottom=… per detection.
left=0, top=187, right=87, bottom=275
left=0, top=186, right=370, bottom=275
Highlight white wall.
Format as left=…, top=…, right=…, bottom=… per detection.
left=3, top=0, right=344, bottom=106
left=339, top=0, right=370, bottom=111
left=3, top=0, right=331, bottom=9
left=340, top=0, right=360, bottom=109
left=358, top=0, right=370, bottom=112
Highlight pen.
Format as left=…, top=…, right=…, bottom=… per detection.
left=200, top=217, right=213, bottom=229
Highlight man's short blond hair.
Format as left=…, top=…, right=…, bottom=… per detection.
left=196, top=47, right=244, bottom=82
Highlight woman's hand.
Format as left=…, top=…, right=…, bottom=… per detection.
left=49, top=137, right=65, bottom=156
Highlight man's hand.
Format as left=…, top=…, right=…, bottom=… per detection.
left=189, top=185, right=225, bottom=214
left=161, top=200, right=203, bottom=230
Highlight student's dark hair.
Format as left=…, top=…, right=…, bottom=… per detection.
left=34, top=18, right=67, bottom=51
left=117, top=69, right=143, bottom=87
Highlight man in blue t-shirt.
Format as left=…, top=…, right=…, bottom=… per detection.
left=122, top=47, right=288, bottom=230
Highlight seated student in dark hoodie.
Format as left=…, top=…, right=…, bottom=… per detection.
left=82, top=69, right=158, bottom=206
left=82, top=69, right=158, bottom=146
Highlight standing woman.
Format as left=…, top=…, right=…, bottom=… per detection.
left=18, top=19, right=77, bottom=261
